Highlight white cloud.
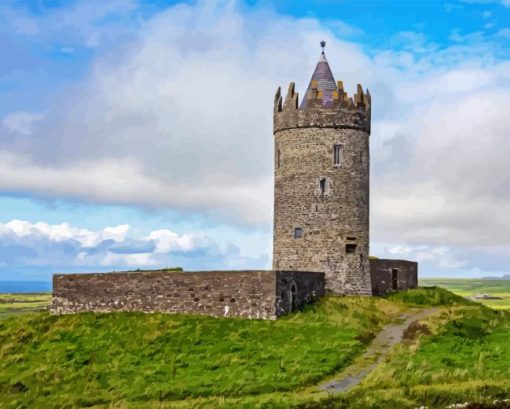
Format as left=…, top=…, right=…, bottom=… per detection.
left=0, top=150, right=271, bottom=224
left=372, top=82, right=510, bottom=247
left=0, top=1, right=371, bottom=224
left=2, top=111, right=45, bottom=136
left=0, top=219, right=130, bottom=247
left=375, top=242, right=469, bottom=274
left=497, top=28, right=510, bottom=37
left=1, top=0, right=510, bottom=278
left=148, top=229, right=207, bottom=253
left=0, top=0, right=138, bottom=48
left=0, top=219, right=265, bottom=276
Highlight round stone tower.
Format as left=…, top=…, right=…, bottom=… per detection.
left=272, top=43, right=372, bottom=295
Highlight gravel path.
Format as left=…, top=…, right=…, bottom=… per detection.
left=317, top=307, right=441, bottom=394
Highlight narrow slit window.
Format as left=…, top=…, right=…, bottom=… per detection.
left=346, top=243, right=357, bottom=254
left=294, top=227, right=303, bottom=239
left=391, top=269, right=399, bottom=290
left=334, top=144, right=343, bottom=166
left=320, top=178, right=326, bottom=196
left=277, top=149, right=281, bottom=169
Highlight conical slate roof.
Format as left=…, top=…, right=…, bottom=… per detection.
left=299, top=49, right=337, bottom=109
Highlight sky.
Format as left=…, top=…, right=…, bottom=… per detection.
left=1, top=0, right=510, bottom=282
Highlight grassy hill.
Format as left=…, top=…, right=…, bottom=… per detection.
left=420, top=278, right=510, bottom=310
left=1, top=288, right=509, bottom=408
left=340, top=303, right=510, bottom=409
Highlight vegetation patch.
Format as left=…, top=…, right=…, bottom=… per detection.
left=402, top=320, right=432, bottom=341
left=1, top=287, right=508, bottom=409
left=385, top=286, right=475, bottom=307
left=348, top=305, right=510, bottom=408
left=0, top=295, right=403, bottom=408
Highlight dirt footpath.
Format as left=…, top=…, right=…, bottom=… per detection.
left=316, top=307, right=441, bottom=394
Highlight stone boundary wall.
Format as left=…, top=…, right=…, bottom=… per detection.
left=370, top=259, right=418, bottom=296
left=51, top=270, right=325, bottom=320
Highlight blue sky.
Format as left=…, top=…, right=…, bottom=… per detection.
left=0, top=0, right=510, bottom=281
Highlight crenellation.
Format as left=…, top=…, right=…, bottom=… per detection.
left=274, top=86, right=282, bottom=113
left=274, top=80, right=371, bottom=134
left=282, top=82, right=298, bottom=110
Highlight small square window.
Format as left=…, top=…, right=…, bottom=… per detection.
left=346, top=244, right=357, bottom=253
left=294, top=228, right=303, bottom=239
left=334, top=144, right=343, bottom=166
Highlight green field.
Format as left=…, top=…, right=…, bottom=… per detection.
left=420, top=278, right=510, bottom=310
left=0, top=293, right=51, bottom=319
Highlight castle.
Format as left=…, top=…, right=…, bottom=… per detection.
left=51, top=43, right=417, bottom=319
left=273, top=43, right=371, bottom=295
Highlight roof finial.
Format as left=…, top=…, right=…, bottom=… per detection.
left=320, top=40, right=326, bottom=54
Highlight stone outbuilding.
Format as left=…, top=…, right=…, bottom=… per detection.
left=369, top=259, right=418, bottom=296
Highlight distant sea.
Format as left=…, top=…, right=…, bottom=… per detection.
left=0, top=281, right=52, bottom=293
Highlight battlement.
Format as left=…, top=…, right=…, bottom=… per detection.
left=273, top=81, right=371, bottom=134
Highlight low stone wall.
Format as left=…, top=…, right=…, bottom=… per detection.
left=370, top=259, right=418, bottom=296
left=51, top=270, right=325, bottom=320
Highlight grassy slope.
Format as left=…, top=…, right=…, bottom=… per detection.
left=1, top=287, right=509, bottom=409
left=338, top=305, right=510, bottom=409
left=420, top=278, right=510, bottom=310
left=0, top=295, right=404, bottom=408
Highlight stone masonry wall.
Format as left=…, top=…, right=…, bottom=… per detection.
left=52, top=270, right=278, bottom=320
left=275, top=271, right=325, bottom=315
left=273, top=83, right=372, bottom=295
left=369, top=259, right=418, bottom=296
left=51, top=270, right=326, bottom=320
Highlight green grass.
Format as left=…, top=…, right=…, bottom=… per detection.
left=2, top=287, right=509, bottom=409
left=420, top=278, right=510, bottom=310
left=0, top=295, right=404, bottom=408
left=0, top=293, right=51, bottom=319
left=341, top=305, right=510, bottom=409
left=385, top=285, right=474, bottom=307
